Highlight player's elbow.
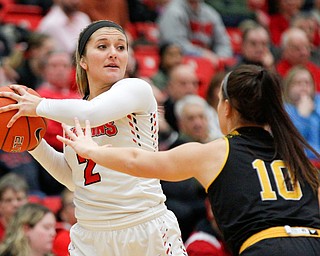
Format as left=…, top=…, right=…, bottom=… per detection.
left=123, top=149, right=152, bottom=178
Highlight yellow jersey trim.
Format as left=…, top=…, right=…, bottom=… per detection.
left=205, top=136, right=230, bottom=192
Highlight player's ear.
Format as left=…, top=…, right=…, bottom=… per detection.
left=224, top=99, right=232, bottom=118
left=79, top=57, right=87, bottom=70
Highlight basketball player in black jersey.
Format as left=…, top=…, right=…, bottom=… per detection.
left=58, top=64, right=320, bottom=256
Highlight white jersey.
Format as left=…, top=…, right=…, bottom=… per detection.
left=30, top=78, right=166, bottom=226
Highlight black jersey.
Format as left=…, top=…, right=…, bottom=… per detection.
left=207, top=127, right=320, bottom=255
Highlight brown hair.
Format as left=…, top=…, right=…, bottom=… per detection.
left=222, top=64, right=319, bottom=192
left=75, top=20, right=128, bottom=97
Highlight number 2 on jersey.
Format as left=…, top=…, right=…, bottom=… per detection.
left=77, top=155, right=101, bottom=186
left=253, top=159, right=302, bottom=201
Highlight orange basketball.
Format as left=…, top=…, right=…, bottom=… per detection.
left=0, top=86, right=47, bottom=153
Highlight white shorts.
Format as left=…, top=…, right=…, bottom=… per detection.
left=68, top=206, right=187, bottom=256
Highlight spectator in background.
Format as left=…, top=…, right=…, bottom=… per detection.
left=0, top=24, right=32, bottom=85
left=269, top=0, right=305, bottom=46
left=291, top=13, right=320, bottom=66
left=0, top=173, right=29, bottom=242
left=276, top=27, right=320, bottom=92
left=0, top=203, right=56, bottom=256
left=14, top=32, right=55, bottom=90
left=171, top=94, right=214, bottom=146
left=233, top=22, right=275, bottom=70
left=79, top=0, right=129, bottom=29
left=283, top=65, right=320, bottom=159
left=185, top=197, right=232, bottom=256
left=53, top=189, right=76, bottom=256
left=205, top=0, right=269, bottom=28
left=164, top=63, right=199, bottom=132
left=291, top=12, right=320, bottom=47
left=158, top=0, right=233, bottom=68
left=37, top=51, right=80, bottom=152
left=37, top=0, right=91, bottom=56
left=151, top=42, right=183, bottom=92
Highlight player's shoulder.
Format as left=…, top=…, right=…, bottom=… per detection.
left=114, top=78, right=151, bottom=87
left=113, top=78, right=153, bottom=93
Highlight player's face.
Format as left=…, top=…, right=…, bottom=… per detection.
left=81, top=27, right=128, bottom=88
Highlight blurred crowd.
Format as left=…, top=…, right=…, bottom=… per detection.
left=0, top=0, right=319, bottom=255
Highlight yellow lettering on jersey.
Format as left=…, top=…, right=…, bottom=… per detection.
left=271, top=160, right=302, bottom=200
left=252, top=159, right=303, bottom=201
left=253, top=159, right=277, bottom=200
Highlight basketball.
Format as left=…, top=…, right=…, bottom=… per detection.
left=0, top=86, right=47, bottom=153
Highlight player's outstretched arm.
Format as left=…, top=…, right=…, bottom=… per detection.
left=57, top=118, right=226, bottom=187
left=57, top=119, right=200, bottom=182
left=0, top=84, right=43, bottom=127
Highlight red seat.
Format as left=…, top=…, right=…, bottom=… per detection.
left=28, top=194, right=43, bottom=204
left=226, top=27, right=243, bottom=55
left=28, top=195, right=62, bottom=214
left=218, top=56, right=238, bottom=70
left=1, top=3, right=43, bottom=31
left=42, top=196, right=62, bottom=214
left=183, top=56, right=216, bottom=98
left=311, top=160, right=320, bottom=169
left=134, top=45, right=160, bottom=78
left=133, top=22, right=159, bottom=45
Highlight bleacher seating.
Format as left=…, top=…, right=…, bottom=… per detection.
left=134, top=44, right=159, bottom=78
left=28, top=195, right=62, bottom=214
left=127, top=22, right=159, bottom=45
left=0, top=1, right=43, bottom=31
left=226, top=27, right=243, bottom=55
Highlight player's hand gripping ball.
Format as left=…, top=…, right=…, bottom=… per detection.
left=0, top=86, right=47, bottom=152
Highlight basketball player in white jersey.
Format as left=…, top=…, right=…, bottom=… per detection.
left=0, top=20, right=187, bottom=256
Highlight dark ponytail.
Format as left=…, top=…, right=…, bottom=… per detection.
left=223, top=64, right=320, bottom=193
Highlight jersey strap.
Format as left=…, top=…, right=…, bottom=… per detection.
left=240, top=226, right=320, bottom=254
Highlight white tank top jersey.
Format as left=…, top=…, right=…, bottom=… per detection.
left=30, top=78, right=166, bottom=226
